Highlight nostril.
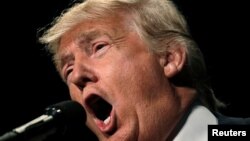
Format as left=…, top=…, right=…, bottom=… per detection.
left=74, top=76, right=95, bottom=90
left=70, top=67, right=98, bottom=90
left=83, top=77, right=92, bottom=83
left=78, top=77, right=92, bottom=89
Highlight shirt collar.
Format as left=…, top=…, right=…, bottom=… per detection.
left=173, top=104, right=218, bottom=141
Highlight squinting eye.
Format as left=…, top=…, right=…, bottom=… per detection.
left=92, top=42, right=110, bottom=55
left=96, top=44, right=106, bottom=51
left=63, top=67, right=73, bottom=81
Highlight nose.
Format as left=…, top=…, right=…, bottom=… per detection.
left=69, top=61, right=98, bottom=90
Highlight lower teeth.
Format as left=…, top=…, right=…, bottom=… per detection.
left=104, top=116, right=111, bottom=125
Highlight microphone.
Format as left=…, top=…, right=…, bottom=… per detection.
left=0, top=100, right=87, bottom=141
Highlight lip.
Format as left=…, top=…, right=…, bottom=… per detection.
left=94, top=108, right=116, bottom=134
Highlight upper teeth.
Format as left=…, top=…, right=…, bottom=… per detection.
left=104, top=116, right=111, bottom=125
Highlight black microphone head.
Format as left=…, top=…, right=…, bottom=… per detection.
left=42, top=101, right=96, bottom=141
left=0, top=100, right=97, bottom=141
left=45, top=100, right=86, bottom=124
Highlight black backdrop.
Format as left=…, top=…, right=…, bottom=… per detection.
left=1, top=0, right=250, bottom=135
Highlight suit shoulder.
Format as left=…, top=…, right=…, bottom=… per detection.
left=215, top=113, right=250, bottom=125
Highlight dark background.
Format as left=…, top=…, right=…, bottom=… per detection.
left=1, top=0, right=249, bottom=135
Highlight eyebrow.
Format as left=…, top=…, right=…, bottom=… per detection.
left=56, top=30, right=113, bottom=69
left=77, top=30, right=104, bottom=44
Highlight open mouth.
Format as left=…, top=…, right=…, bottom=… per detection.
left=86, top=94, right=116, bottom=134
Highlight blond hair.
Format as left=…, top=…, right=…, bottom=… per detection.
left=39, top=0, right=224, bottom=111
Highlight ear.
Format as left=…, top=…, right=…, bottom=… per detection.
left=160, top=44, right=186, bottom=78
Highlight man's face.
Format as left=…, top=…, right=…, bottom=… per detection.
left=58, top=15, right=183, bottom=141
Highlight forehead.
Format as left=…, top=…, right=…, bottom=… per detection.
left=59, top=14, right=131, bottom=47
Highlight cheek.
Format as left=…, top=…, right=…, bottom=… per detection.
left=106, top=54, right=166, bottom=105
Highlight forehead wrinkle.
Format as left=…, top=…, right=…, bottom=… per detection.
left=76, top=29, right=114, bottom=45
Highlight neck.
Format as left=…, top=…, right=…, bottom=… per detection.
left=166, top=86, right=198, bottom=141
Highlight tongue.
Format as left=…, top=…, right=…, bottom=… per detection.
left=96, top=114, right=111, bottom=132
